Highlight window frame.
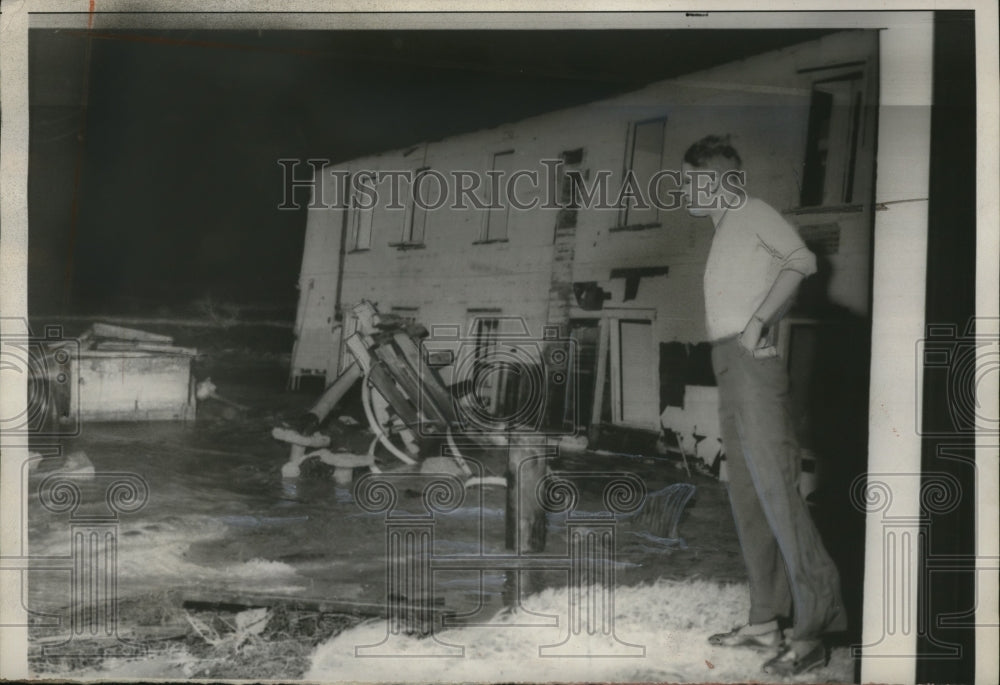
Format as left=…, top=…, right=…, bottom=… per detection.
left=478, top=149, right=516, bottom=244
left=390, top=166, right=430, bottom=249
left=349, top=171, right=376, bottom=252
left=799, top=69, right=867, bottom=209
left=618, top=116, right=668, bottom=229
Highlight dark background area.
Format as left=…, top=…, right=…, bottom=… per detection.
left=918, top=10, right=977, bottom=684
left=28, top=28, right=835, bottom=317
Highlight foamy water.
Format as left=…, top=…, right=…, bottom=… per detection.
left=306, top=578, right=854, bottom=683
left=30, top=514, right=307, bottom=595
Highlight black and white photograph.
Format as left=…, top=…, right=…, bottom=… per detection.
left=1, top=3, right=997, bottom=684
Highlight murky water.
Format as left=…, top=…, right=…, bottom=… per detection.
left=26, top=418, right=742, bottom=640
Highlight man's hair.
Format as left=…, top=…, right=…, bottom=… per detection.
left=683, top=134, right=743, bottom=171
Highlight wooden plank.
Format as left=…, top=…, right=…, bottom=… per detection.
left=180, top=590, right=450, bottom=621
left=503, top=435, right=549, bottom=606
left=91, top=322, right=173, bottom=344
left=368, top=363, right=421, bottom=428
left=391, top=333, right=457, bottom=424
left=347, top=332, right=420, bottom=426
left=350, top=301, right=382, bottom=336
left=344, top=333, right=373, bottom=373
left=608, top=317, right=622, bottom=423
left=371, top=345, right=422, bottom=406
left=32, top=626, right=189, bottom=644
left=308, top=361, right=362, bottom=421
left=373, top=344, right=450, bottom=428
left=393, top=417, right=421, bottom=455
left=590, top=317, right=610, bottom=439
left=94, top=341, right=197, bottom=356
left=78, top=349, right=191, bottom=359
left=504, top=436, right=548, bottom=554
left=348, top=331, right=442, bottom=433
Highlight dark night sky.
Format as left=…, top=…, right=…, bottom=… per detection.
left=27, top=28, right=834, bottom=317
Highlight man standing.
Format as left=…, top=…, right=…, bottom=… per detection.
left=681, top=134, right=846, bottom=676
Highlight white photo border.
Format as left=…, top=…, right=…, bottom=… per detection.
left=1, top=2, right=997, bottom=683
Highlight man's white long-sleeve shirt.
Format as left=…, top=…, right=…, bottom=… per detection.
left=703, top=197, right=817, bottom=341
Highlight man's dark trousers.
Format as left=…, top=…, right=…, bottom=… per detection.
left=712, top=336, right=847, bottom=648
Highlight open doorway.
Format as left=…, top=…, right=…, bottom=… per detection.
left=612, top=318, right=660, bottom=429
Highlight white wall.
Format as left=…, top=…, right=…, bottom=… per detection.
left=294, top=29, right=878, bottom=375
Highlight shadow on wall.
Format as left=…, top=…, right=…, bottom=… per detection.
left=790, top=255, right=872, bottom=645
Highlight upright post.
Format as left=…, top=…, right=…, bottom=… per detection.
left=504, top=435, right=549, bottom=605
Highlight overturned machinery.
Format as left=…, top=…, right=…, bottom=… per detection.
left=272, top=301, right=695, bottom=567
left=272, top=301, right=504, bottom=484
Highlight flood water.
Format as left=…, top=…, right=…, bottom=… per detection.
left=25, top=412, right=743, bottom=644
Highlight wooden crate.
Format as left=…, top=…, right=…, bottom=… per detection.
left=71, top=349, right=197, bottom=422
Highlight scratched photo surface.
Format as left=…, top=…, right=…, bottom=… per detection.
left=2, top=8, right=991, bottom=685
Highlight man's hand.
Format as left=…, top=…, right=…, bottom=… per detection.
left=739, top=316, right=764, bottom=353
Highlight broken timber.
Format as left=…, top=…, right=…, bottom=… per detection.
left=274, top=303, right=559, bottom=577
left=273, top=301, right=483, bottom=479
left=180, top=590, right=452, bottom=635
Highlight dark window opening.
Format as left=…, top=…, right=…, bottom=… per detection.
left=800, top=72, right=865, bottom=207
left=350, top=173, right=375, bottom=250
left=621, top=117, right=667, bottom=226
left=398, top=166, right=429, bottom=246
left=484, top=150, right=515, bottom=242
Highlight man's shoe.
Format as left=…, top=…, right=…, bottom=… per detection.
left=761, top=642, right=827, bottom=677
left=708, top=622, right=783, bottom=649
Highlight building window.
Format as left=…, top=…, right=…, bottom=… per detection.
left=800, top=72, right=865, bottom=207
left=559, top=147, right=585, bottom=208
left=398, top=167, right=429, bottom=246
left=481, top=150, right=515, bottom=243
left=621, top=117, right=667, bottom=227
left=350, top=172, right=375, bottom=251
left=471, top=317, right=512, bottom=419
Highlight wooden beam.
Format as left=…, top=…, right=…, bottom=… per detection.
left=344, top=334, right=373, bottom=373
left=503, top=435, right=549, bottom=606
left=308, top=361, right=362, bottom=421
left=90, top=322, right=174, bottom=344
left=608, top=265, right=670, bottom=301
left=180, top=590, right=449, bottom=623
left=504, top=436, right=547, bottom=554
left=345, top=332, right=423, bottom=430
left=373, top=343, right=451, bottom=430
left=589, top=317, right=610, bottom=443
left=93, top=341, right=197, bottom=356
left=368, top=363, right=421, bottom=428
left=608, top=318, right=622, bottom=424
left=391, top=332, right=457, bottom=424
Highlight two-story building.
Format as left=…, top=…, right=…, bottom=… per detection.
left=289, top=29, right=877, bottom=455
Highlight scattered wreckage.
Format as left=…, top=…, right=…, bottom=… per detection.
left=270, top=301, right=695, bottom=555
left=271, top=301, right=514, bottom=488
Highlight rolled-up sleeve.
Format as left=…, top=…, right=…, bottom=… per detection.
left=755, top=206, right=817, bottom=278
left=780, top=245, right=817, bottom=277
